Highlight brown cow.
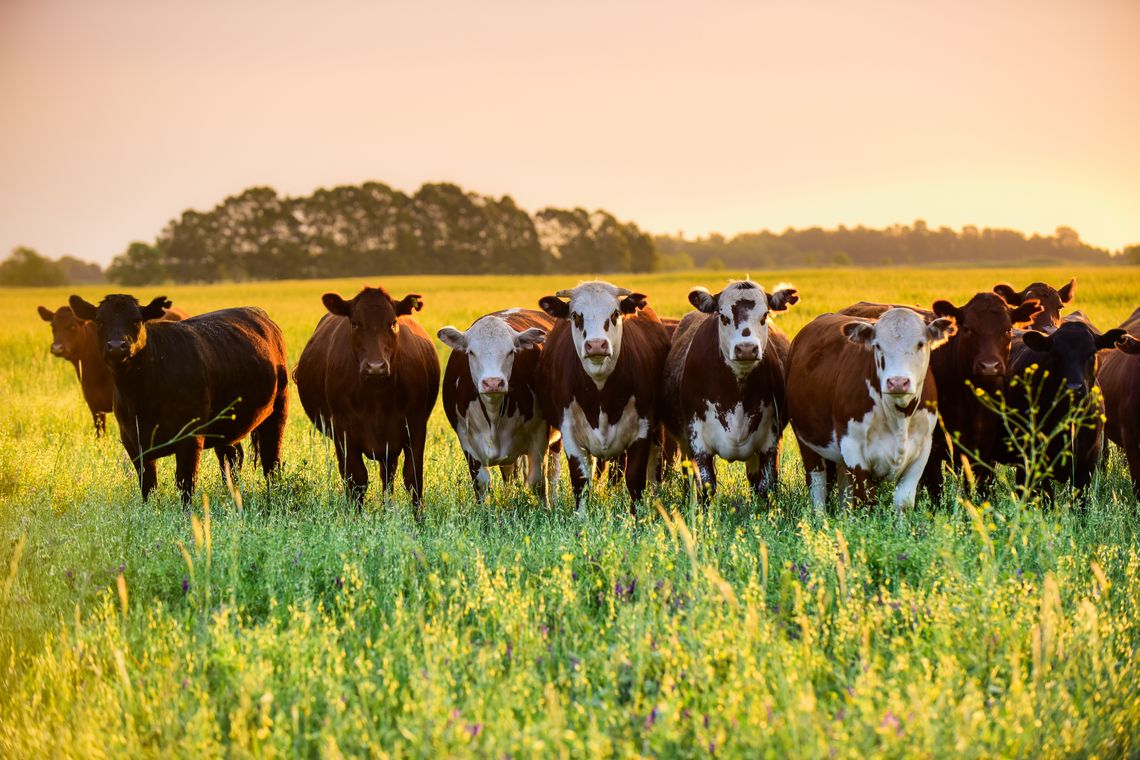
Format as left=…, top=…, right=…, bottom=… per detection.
left=68, top=294, right=288, bottom=503
left=37, top=303, right=186, bottom=435
left=438, top=309, right=559, bottom=502
left=663, top=279, right=798, bottom=500
left=840, top=293, right=1040, bottom=500
left=786, top=308, right=955, bottom=513
left=294, top=286, right=440, bottom=515
left=992, top=278, right=1075, bottom=331
left=1099, top=307, right=1140, bottom=497
left=536, top=281, right=671, bottom=515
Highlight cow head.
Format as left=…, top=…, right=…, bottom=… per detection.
left=843, top=307, right=955, bottom=401
left=69, top=294, right=171, bottom=365
left=38, top=305, right=91, bottom=360
left=322, top=287, right=422, bottom=383
left=438, top=316, right=546, bottom=401
left=1021, top=323, right=1136, bottom=398
left=932, top=292, right=1040, bottom=390
left=539, top=281, right=646, bottom=386
left=688, top=280, right=798, bottom=376
left=993, top=278, right=1074, bottom=330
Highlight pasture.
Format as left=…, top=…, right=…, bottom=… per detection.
left=2, top=267, right=1140, bottom=757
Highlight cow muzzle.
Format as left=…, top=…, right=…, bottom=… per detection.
left=361, top=360, right=391, bottom=380
left=104, top=341, right=130, bottom=362
left=884, top=376, right=912, bottom=395
left=733, top=341, right=760, bottom=362
left=480, top=377, right=507, bottom=394
left=974, top=360, right=1003, bottom=378
left=583, top=339, right=611, bottom=362
left=50, top=343, right=65, bottom=357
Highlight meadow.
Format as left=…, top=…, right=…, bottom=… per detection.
left=2, top=267, right=1139, bottom=757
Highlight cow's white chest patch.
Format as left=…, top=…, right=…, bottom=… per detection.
left=839, top=403, right=936, bottom=479
left=689, top=400, right=776, bottom=461
left=561, top=396, right=648, bottom=459
left=457, top=398, right=541, bottom=466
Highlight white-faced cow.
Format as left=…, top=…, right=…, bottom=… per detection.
left=438, top=309, right=561, bottom=502
left=663, top=280, right=798, bottom=500
left=294, top=286, right=440, bottom=517
left=786, top=308, right=955, bottom=513
left=68, top=294, right=288, bottom=503
left=536, top=281, right=671, bottom=515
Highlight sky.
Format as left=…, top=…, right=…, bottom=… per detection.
left=2, top=0, right=1138, bottom=266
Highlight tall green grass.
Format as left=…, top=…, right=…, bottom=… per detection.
left=2, top=268, right=1139, bottom=756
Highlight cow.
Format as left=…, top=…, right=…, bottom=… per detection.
left=992, top=278, right=1075, bottom=331
left=68, top=294, right=288, bottom=503
left=1002, top=314, right=1138, bottom=492
left=37, top=303, right=187, bottom=435
left=437, top=309, right=560, bottom=502
left=1098, top=307, right=1140, bottom=497
left=839, top=293, right=1040, bottom=500
left=663, top=279, right=798, bottom=500
left=294, top=286, right=439, bottom=516
left=786, top=307, right=955, bottom=513
left=535, top=281, right=672, bottom=515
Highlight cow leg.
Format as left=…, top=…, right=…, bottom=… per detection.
left=253, top=367, right=289, bottom=478
left=624, top=437, right=652, bottom=516
left=849, top=467, right=874, bottom=509
left=693, top=451, right=717, bottom=503
left=566, top=451, right=594, bottom=517
left=136, top=458, right=158, bottom=501
left=465, top=451, right=490, bottom=501
left=525, top=431, right=548, bottom=503
left=747, top=447, right=778, bottom=500
left=335, top=440, right=369, bottom=507
left=545, top=435, right=563, bottom=505
left=403, top=423, right=428, bottom=520
left=798, top=441, right=828, bottom=513
left=93, top=411, right=107, bottom=437
left=215, top=444, right=242, bottom=482
left=174, top=437, right=205, bottom=504
left=500, top=460, right=519, bottom=485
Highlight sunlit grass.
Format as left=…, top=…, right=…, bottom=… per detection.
left=2, top=268, right=1140, bottom=756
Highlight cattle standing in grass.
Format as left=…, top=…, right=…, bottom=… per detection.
left=786, top=308, right=955, bottom=513
left=1003, top=315, right=1138, bottom=491
left=536, top=281, right=671, bottom=514
left=68, top=294, right=288, bottom=502
left=663, top=280, right=798, bottom=500
left=37, top=303, right=186, bottom=435
left=840, top=294, right=1040, bottom=500
left=438, top=309, right=560, bottom=502
left=1098, top=307, right=1140, bottom=497
left=294, top=287, right=439, bottom=514
left=993, top=278, right=1075, bottom=331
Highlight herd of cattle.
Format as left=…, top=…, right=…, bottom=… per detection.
left=35, top=276, right=1140, bottom=517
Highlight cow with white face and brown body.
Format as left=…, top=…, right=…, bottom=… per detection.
left=438, top=309, right=561, bottom=502
left=663, top=280, right=798, bottom=500
left=536, top=281, right=672, bottom=515
left=786, top=307, right=955, bottom=513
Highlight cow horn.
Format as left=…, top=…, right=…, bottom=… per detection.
left=614, top=287, right=632, bottom=297
left=554, top=289, right=575, bottom=298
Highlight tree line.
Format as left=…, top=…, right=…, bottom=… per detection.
left=2, top=180, right=1136, bottom=287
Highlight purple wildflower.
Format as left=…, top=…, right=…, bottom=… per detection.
left=467, top=723, right=482, bottom=737
left=645, top=705, right=658, bottom=728
left=182, top=576, right=189, bottom=594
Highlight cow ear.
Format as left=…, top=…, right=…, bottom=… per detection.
left=322, top=293, right=352, bottom=316
left=688, top=288, right=718, bottom=314
left=395, top=294, right=424, bottom=316
left=1113, top=333, right=1140, bottom=355
left=1058, top=278, right=1076, bottom=304
left=992, top=283, right=1022, bottom=305
left=1022, top=331, right=1053, bottom=353
left=1095, top=328, right=1129, bottom=351
left=926, top=317, right=957, bottom=349
left=620, top=292, right=648, bottom=315
left=1010, top=299, right=1042, bottom=328
left=767, top=287, right=798, bottom=312
left=514, top=327, right=547, bottom=351
left=538, top=295, right=569, bottom=319
left=842, top=320, right=874, bottom=348
left=932, top=300, right=962, bottom=322
left=37, top=306, right=55, bottom=322
left=69, top=295, right=97, bottom=320
left=140, top=296, right=171, bottom=321
left=436, top=326, right=467, bottom=351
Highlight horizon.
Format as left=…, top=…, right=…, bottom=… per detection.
left=3, top=0, right=1138, bottom=266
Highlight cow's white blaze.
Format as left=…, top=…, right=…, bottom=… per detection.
left=689, top=400, right=777, bottom=461
left=438, top=315, right=545, bottom=413
left=559, top=282, right=632, bottom=388
left=713, top=281, right=771, bottom=377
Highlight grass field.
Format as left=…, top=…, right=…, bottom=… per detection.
left=2, top=267, right=1140, bottom=757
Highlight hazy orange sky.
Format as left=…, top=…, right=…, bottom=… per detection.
left=2, top=0, right=1138, bottom=266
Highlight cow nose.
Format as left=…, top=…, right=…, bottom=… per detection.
left=481, top=377, right=506, bottom=394
left=885, top=376, right=912, bottom=394
left=1065, top=380, right=1085, bottom=394
left=104, top=340, right=128, bottom=358
left=362, top=360, right=390, bottom=378
left=975, top=360, right=1002, bottom=377
left=584, top=339, right=610, bottom=357
left=733, top=342, right=759, bottom=361
left=50, top=343, right=64, bottom=356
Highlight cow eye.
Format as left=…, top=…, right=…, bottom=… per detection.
left=611, top=310, right=620, bottom=323
left=390, top=322, right=399, bottom=333
left=759, top=313, right=769, bottom=325
left=917, top=341, right=926, bottom=350
left=720, top=314, right=730, bottom=326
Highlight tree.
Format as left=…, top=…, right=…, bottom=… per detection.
left=56, top=256, right=103, bottom=284
left=0, top=246, right=65, bottom=286
left=107, top=242, right=167, bottom=286
left=1124, top=244, right=1140, bottom=265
